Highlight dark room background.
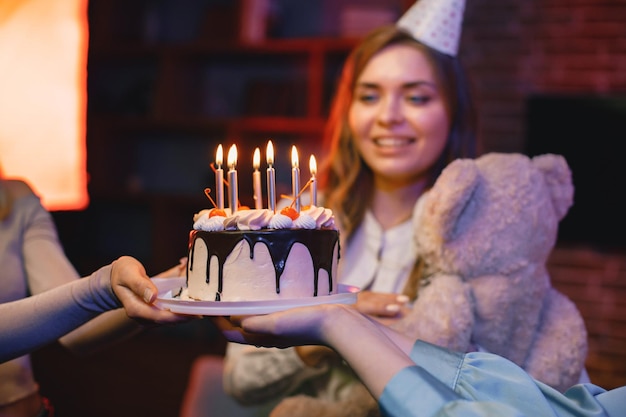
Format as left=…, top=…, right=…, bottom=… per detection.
left=36, top=1, right=626, bottom=416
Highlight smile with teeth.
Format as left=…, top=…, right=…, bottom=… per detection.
left=373, top=137, right=415, bottom=147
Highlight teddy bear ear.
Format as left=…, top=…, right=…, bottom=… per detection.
left=422, top=158, right=479, bottom=240
left=532, top=154, right=574, bottom=220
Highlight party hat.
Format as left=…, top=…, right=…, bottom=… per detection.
left=397, top=0, right=465, bottom=57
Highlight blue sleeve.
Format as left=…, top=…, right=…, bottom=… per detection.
left=379, top=340, right=616, bottom=417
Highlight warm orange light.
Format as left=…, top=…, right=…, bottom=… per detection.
left=0, top=0, right=89, bottom=211
left=227, top=144, right=237, bottom=170
left=253, top=147, right=260, bottom=171
left=266, top=140, right=274, bottom=166
left=309, top=155, right=317, bottom=177
left=291, top=146, right=299, bottom=169
left=252, top=148, right=262, bottom=209
left=216, top=144, right=223, bottom=168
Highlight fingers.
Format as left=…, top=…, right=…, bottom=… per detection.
left=219, top=304, right=346, bottom=347
left=355, top=291, right=410, bottom=317
left=122, top=296, right=193, bottom=325
left=215, top=315, right=288, bottom=347
left=111, top=256, right=158, bottom=303
left=110, top=256, right=192, bottom=325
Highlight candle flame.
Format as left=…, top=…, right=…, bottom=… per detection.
left=309, top=155, right=317, bottom=176
left=216, top=144, right=223, bottom=167
left=253, top=147, right=260, bottom=170
left=266, top=140, right=274, bottom=166
left=227, top=144, right=237, bottom=169
left=291, top=145, right=299, bottom=169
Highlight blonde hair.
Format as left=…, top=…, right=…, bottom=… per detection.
left=319, top=25, right=477, bottom=241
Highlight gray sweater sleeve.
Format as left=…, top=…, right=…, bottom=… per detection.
left=0, top=264, right=120, bottom=363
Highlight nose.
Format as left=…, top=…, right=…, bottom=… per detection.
left=377, top=95, right=404, bottom=126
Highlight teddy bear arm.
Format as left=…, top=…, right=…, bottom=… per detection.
left=470, top=274, right=547, bottom=364
left=522, top=289, right=588, bottom=392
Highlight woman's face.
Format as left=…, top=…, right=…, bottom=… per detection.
left=349, top=43, right=450, bottom=188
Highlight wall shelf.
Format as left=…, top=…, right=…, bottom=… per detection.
left=85, top=0, right=382, bottom=271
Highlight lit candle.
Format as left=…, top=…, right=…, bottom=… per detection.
left=309, top=154, right=317, bottom=206
left=227, top=144, right=238, bottom=214
left=291, top=145, right=301, bottom=212
left=266, top=140, right=276, bottom=212
left=252, top=147, right=262, bottom=209
left=215, top=144, right=224, bottom=210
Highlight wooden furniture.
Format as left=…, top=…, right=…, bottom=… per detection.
left=84, top=1, right=391, bottom=272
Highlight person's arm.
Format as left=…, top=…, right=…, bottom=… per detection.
left=224, top=304, right=415, bottom=398
left=221, top=288, right=409, bottom=404
left=58, top=258, right=188, bottom=355
left=227, top=305, right=616, bottom=417
left=379, top=340, right=619, bottom=417
left=18, top=186, right=186, bottom=355
left=0, top=256, right=188, bottom=363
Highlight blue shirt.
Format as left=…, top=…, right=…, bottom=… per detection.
left=380, top=341, right=625, bottom=417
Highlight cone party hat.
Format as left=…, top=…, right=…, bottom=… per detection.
left=397, top=0, right=466, bottom=57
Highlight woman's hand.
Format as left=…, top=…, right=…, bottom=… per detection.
left=219, top=304, right=417, bottom=399
left=110, top=256, right=193, bottom=325
left=219, top=304, right=352, bottom=348
left=355, top=291, right=411, bottom=324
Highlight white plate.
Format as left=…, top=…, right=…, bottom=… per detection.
left=152, top=277, right=359, bottom=316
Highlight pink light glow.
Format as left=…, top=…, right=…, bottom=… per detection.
left=0, top=0, right=89, bottom=211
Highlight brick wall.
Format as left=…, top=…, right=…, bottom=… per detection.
left=459, top=0, right=626, bottom=389
left=461, top=0, right=626, bottom=153
left=549, top=247, right=626, bottom=389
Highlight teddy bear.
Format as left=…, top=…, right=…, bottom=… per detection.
left=269, top=152, right=588, bottom=417
left=393, top=152, right=588, bottom=393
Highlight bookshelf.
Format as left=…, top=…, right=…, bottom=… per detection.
left=84, top=0, right=405, bottom=272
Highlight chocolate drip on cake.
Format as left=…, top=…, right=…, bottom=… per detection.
left=189, top=229, right=338, bottom=301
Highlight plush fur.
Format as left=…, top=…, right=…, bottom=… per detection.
left=270, top=153, right=588, bottom=417
left=397, top=153, right=588, bottom=392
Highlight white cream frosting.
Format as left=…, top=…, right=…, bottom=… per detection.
left=193, top=206, right=336, bottom=231
left=303, top=205, right=337, bottom=230
left=268, top=213, right=294, bottom=229
left=187, top=238, right=336, bottom=301
left=193, top=209, right=211, bottom=223
left=194, top=214, right=226, bottom=231
left=293, top=212, right=316, bottom=229
left=187, top=206, right=339, bottom=302
left=223, top=209, right=274, bottom=231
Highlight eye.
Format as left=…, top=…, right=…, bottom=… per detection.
left=353, top=85, right=380, bottom=104
left=406, top=93, right=431, bottom=105
left=355, top=91, right=379, bottom=104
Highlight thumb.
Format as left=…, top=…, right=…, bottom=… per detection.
left=111, top=256, right=158, bottom=305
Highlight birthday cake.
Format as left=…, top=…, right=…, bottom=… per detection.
left=186, top=206, right=339, bottom=302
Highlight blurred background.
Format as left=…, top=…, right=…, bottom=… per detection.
left=1, top=0, right=624, bottom=416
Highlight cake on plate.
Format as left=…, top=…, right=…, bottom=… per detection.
left=186, top=206, right=339, bottom=302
